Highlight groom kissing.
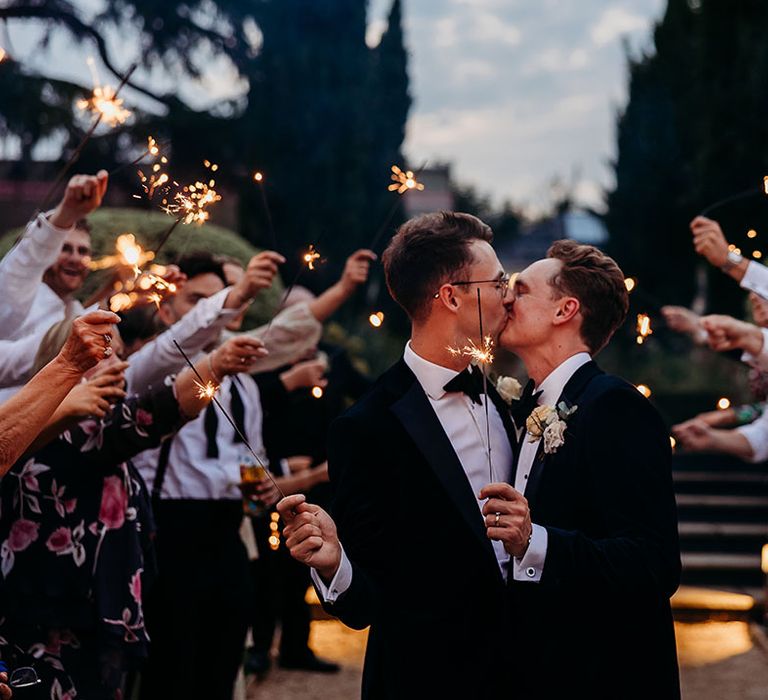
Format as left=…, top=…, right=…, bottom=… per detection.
left=484, top=240, right=681, bottom=699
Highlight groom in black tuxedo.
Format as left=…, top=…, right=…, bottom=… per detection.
left=278, top=212, right=526, bottom=699
left=483, top=240, right=681, bottom=699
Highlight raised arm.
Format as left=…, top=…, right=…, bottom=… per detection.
left=308, top=249, right=376, bottom=322
left=0, top=172, right=108, bottom=339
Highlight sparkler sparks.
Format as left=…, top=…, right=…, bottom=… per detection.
left=194, top=379, right=219, bottom=401
left=303, top=245, right=321, bottom=271
left=388, top=165, right=425, bottom=195
left=78, top=58, right=132, bottom=127
left=636, top=313, right=653, bottom=345
left=447, top=336, right=495, bottom=366
left=162, top=179, right=222, bottom=225
left=89, top=233, right=154, bottom=275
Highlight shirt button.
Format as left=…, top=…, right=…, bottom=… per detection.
left=526, top=567, right=536, bottom=578
left=524, top=474, right=528, bottom=479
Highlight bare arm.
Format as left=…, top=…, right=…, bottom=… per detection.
left=0, top=310, right=118, bottom=474
left=308, top=250, right=376, bottom=322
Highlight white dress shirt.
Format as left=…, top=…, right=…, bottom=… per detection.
left=133, top=372, right=267, bottom=500
left=313, top=342, right=515, bottom=602
left=0, top=213, right=75, bottom=341
left=512, top=352, right=591, bottom=583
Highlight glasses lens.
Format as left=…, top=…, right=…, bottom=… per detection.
left=10, top=667, right=40, bottom=688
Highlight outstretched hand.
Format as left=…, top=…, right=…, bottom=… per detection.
left=49, top=170, right=109, bottom=229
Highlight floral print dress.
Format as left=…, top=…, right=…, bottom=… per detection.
left=0, top=384, right=184, bottom=699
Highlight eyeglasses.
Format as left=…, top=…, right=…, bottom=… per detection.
left=9, top=666, right=41, bottom=688
left=433, top=273, right=512, bottom=299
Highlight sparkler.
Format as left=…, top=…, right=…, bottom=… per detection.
left=636, top=313, right=653, bottom=345
left=112, top=135, right=164, bottom=178
left=152, top=163, right=222, bottom=258
left=447, top=290, right=495, bottom=481
left=699, top=175, right=768, bottom=217
left=194, top=379, right=218, bottom=401
left=253, top=171, right=278, bottom=250
left=172, top=339, right=286, bottom=500
left=369, top=311, right=385, bottom=328
left=368, top=162, right=429, bottom=252
left=35, top=62, right=138, bottom=214
left=303, top=245, right=321, bottom=271
left=89, top=233, right=154, bottom=276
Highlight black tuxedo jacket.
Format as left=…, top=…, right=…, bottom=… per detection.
left=508, top=361, right=681, bottom=699
left=324, top=359, right=517, bottom=699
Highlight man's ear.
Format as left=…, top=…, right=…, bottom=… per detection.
left=435, top=285, right=461, bottom=314
left=553, top=297, right=580, bottom=326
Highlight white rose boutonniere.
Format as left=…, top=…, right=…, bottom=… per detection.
left=495, top=376, right=523, bottom=404
left=526, top=401, right=578, bottom=454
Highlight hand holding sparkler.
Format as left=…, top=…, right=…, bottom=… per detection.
left=690, top=216, right=732, bottom=269
left=479, top=482, right=532, bottom=558
left=277, top=494, right=342, bottom=583
left=339, top=249, right=377, bottom=295
left=226, top=251, right=286, bottom=308
left=209, top=336, right=270, bottom=377
left=700, top=314, right=765, bottom=355
left=48, top=171, right=109, bottom=229
left=56, top=310, right=120, bottom=375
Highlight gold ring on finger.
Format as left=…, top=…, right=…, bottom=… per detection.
left=494, top=512, right=501, bottom=528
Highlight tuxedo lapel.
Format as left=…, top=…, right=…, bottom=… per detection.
left=522, top=361, right=603, bottom=505
left=391, top=373, right=500, bottom=570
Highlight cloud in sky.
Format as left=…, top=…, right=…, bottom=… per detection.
left=371, top=0, right=665, bottom=213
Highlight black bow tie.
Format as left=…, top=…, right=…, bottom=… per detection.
left=443, top=366, right=483, bottom=405
left=204, top=380, right=247, bottom=459
left=509, top=378, right=543, bottom=425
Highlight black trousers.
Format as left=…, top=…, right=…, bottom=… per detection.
left=249, top=514, right=312, bottom=661
left=139, top=500, right=252, bottom=700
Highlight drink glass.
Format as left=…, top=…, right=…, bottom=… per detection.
left=239, top=456, right=268, bottom=516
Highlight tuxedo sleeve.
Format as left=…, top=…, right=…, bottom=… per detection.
left=323, top=413, right=388, bottom=629
left=540, top=386, right=681, bottom=597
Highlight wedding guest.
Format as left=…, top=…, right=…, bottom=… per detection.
left=137, top=249, right=373, bottom=700
left=0, top=326, right=264, bottom=699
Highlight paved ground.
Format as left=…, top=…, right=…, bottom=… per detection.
left=246, top=620, right=768, bottom=699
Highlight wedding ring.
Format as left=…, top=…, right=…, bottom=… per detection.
left=103, top=346, right=113, bottom=358
left=104, top=333, right=112, bottom=346
left=494, top=512, right=501, bottom=527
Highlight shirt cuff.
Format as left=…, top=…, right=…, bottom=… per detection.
left=739, top=328, right=768, bottom=370
left=310, top=547, right=352, bottom=603
left=512, top=523, right=548, bottom=582
left=740, top=260, right=768, bottom=300
left=735, top=423, right=768, bottom=463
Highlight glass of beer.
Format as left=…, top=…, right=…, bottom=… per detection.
left=239, top=455, right=268, bottom=516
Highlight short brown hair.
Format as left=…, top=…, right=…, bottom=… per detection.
left=382, top=212, right=493, bottom=321
left=546, top=240, right=629, bottom=354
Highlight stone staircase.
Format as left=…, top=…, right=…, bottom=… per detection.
left=673, top=452, right=768, bottom=618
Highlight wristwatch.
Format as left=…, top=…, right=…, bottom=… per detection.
left=721, top=250, right=744, bottom=272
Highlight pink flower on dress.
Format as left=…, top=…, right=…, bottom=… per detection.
left=98, top=476, right=127, bottom=530
left=7, top=519, right=40, bottom=552
left=129, top=570, right=142, bottom=604
left=135, top=409, right=153, bottom=427
left=46, top=527, right=73, bottom=554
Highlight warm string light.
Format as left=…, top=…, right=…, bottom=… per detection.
left=636, top=384, right=652, bottom=398
left=269, top=512, right=281, bottom=551
left=624, top=277, right=636, bottom=293
left=636, top=313, right=653, bottom=345
left=717, top=397, right=731, bottom=410
left=369, top=311, right=384, bottom=328
left=311, top=386, right=324, bottom=399
left=388, top=165, right=425, bottom=195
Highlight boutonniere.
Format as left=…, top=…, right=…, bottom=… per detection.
left=525, top=401, right=578, bottom=454
left=495, top=375, right=523, bottom=404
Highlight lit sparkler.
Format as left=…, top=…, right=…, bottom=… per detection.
left=303, top=245, right=321, bottom=271
left=77, top=58, right=132, bottom=127
left=89, top=233, right=154, bottom=276
left=172, top=339, right=287, bottom=500
left=447, top=336, right=495, bottom=366
left=194, top=379, right=219, bottom=401
left=388, top=165, right=425, bottom=195
left=636, top=313, right=653, bottom=345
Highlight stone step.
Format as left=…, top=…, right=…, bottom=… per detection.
left=676, top=494, right=768, bottom=522
left=678, top=522, right=768, bottom=537
left=674, top=471, right=768, bottom=484
left=681, top=552, right=761, bottom=570
left=677, top=494, right=768, bottom=508
left=671, top=585, right=756, bottom=622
